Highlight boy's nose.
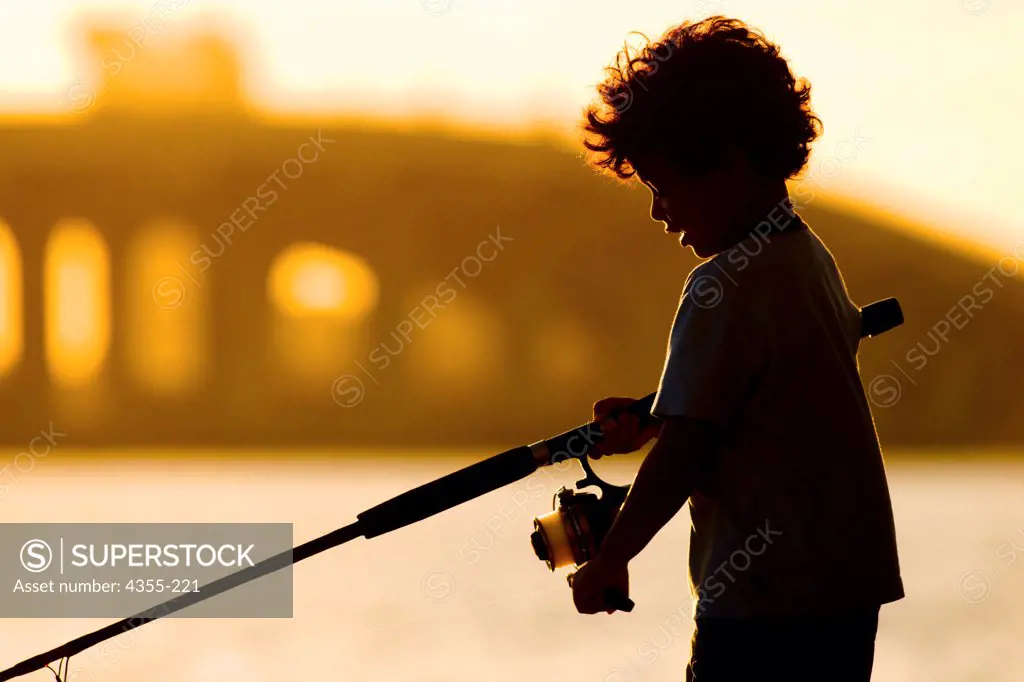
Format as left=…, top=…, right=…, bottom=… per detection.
left=651, top=197, right=669, bottom=223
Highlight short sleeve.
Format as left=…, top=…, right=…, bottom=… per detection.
left=651, top=270, right=766, bottom=426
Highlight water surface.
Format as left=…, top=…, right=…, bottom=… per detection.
left=0, top=454, right=1021, bottom=682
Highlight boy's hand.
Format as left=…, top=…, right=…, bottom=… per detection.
left=570, top=554, right=630, bottom=614
left=592, top=397, right=661, bottom=458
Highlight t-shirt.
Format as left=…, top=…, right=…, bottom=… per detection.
left=652, top=213, right=905, bottom=619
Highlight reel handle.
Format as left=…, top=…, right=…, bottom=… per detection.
left=604, top=588, right=635, bottom=613
left=566, top=573, right=635, bottom=613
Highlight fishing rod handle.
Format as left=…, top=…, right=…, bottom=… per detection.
left=860, top=297, right=903, bottom=338
left=355, top=396, right=657, bottom=538
left=357, top=445, right=538, bottom=538
left=356, top=395, right=653, bottom=539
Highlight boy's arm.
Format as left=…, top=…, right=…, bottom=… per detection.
left=593, top=265, right=758, bottom=568
left=595, top=414, right=718, bottom=567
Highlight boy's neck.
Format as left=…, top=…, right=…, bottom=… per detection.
left=720, top=183, right=800, bottom=250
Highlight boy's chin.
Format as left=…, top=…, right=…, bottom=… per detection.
left=683, top=239, right=718, bottom=259
left=673, top=229, right=719, bottom=258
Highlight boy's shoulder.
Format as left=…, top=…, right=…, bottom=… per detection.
left=678, top=226, right=847, bottom=336
left=698, top=225, right=828, bottom=292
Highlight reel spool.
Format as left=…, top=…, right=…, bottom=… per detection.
left=530, top=455, right=629, bottom=571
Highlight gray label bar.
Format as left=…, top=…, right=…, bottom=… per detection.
left=0, top=524, right=293, bottom=618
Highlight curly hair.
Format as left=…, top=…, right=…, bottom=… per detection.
left=581, top=16, right=821, bottom=183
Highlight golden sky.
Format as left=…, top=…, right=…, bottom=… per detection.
left=0, top=0, right=1020, bottom=252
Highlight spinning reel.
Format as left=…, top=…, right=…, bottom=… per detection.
left=530, top=455, right=629, bottom=572
left=529, top=453, right=635, bottom=611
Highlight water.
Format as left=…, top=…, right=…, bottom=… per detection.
left=0, top=454, right=1021, bottom=682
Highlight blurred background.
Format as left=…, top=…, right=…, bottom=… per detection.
left=0, top=1, right=1021, bottom=681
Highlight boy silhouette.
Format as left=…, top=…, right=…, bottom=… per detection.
left=569, top=16, right=904, bottom=681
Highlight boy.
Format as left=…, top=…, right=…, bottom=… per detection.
left=569, top=16, right=904, bottom=680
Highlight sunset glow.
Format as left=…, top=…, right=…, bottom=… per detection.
left=44, top=220, right=111, bottom=388
left=268, top=243, right=379, bottom=320
left=0, top=221, right=22, bottom=377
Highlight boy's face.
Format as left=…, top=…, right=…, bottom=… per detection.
left=634, top=156, right=744, bottom=259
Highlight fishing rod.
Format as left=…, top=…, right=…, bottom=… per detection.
left=0, top=297, right=904, bottom=682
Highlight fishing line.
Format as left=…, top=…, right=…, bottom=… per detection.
left=44, top=655, right=70, bottom=682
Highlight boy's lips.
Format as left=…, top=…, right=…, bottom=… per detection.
left=666, top=225, right=690, bottom=245
left=663, top=221, right=690, bottom=245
